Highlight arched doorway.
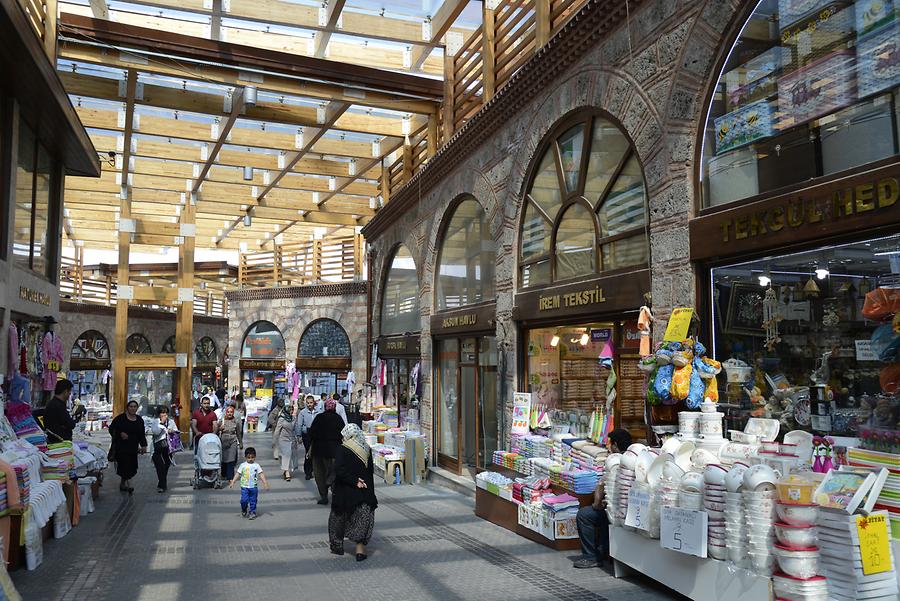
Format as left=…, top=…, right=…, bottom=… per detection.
left=297, top=319, right=352, bottom=399
left=240, top=321, right=286, bottom=423
left=69, top=330, right=111, bottom=408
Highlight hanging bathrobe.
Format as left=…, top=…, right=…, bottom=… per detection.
left=42, top=332, right=64, bottom=392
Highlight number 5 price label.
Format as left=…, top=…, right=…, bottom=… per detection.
left=625, top=488, right=650, bottom=531
left=855, top=513, right=892, bottom=575
left=661, top=506, right=708, bottom=558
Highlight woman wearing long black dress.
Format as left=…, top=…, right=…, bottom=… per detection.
left=108, top=400, right=148, bottom=493
left=328, top=423, right=377, bottom=561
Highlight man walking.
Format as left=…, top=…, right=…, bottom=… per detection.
left=191, top=395, right=219, bottom=451
left=295, top=395, right=321, bottom=480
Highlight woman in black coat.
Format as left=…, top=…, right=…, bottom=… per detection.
left=308, top=400, right=346, bottom=504
left=328, top=423, right=377, bottom=561
left=108, top=400, right=148, bottom=493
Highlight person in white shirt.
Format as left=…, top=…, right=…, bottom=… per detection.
left=149, top=407, right=179, bottom=493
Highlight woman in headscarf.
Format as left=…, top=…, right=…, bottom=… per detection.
left=308, top=399, right=346, bottom=504
left=269, top=397, right=285, bottom=458
left=329, top=423, right=377, bottom=561
left=272, top=397, right=297, bottom=480
left=218, top=405, right=242, bottom=482
left=108, top=400, right=148, bottom=493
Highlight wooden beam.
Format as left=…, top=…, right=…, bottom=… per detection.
left=124, top=354, right=178, bottom=369
left=44, top=0, right=58, bottom=63
left=535, top=0, right=551, bottom=48
left=411, top=0, right=470, bottom=70
left=193, top=87, right=244, bottom=194
left=313, top=0, right=346, bottom=58
left=482, top=3, right=496, bottom=101
left=88, top=0, right=109, bottom=19
left=113, top=68, right=137, bottom=418
left=175, top=201, right=195, bottom=433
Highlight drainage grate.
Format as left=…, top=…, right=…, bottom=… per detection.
left=145, top=533, right=443, bottom=556
left=383, top=497, right=609, bottom=601
left=146, top=495, right=320, bottom=506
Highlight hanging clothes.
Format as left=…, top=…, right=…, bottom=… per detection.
left=638, top=305, right=653, bottom=358
left=409, top=362, right=420, bottom=400
left=345, top=371, right=356, bottom=394
left=6, top=323, right=18, bottom=382
left=42, top=331, right=64, bottom=392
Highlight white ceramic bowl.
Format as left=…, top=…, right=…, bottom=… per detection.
left=774, top=522, right=817, bottom=548
left=775, top=503, right=817, bottom=527
left=705, top=499, right=726, bottom=512
left=691, top=448, right=718, bottom=469
left=725, top=463, right=749, bottom=492
left=774, top=545, right=819, bottom=579
left=647, top=452, right=670, bottom=490
left=627, top=443, right=648, bottom=456
left=674, top=440, right=695, bottom=472
left=709, top=542, right=727, bottom=560
left=743, top=464, right=778, bottom=491
left=660, top=437, right=682, bottom=454
left=703, top=463, right=729, bottom=486
left=679, top=471, right=705, bottom=493
left=635, top=449, right=655, bottom=483
left=621, top=450, right=639, bottom=470
left=662, top=459, right=685, bottom=482
left=605, top=453, right=622, bottom=472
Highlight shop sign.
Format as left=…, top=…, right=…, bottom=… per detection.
left=663, top=307, right=694, bottom=342
left=441, top=313, right=477, bottom=328
left=538, top=286, right=606, bottom=311
left=253, top=376, right=264, bottom=386
left=384, top=339, right=407, bottom=351
left=377, top=334, right=420, bottom=357
left=691, top=166, right=900, bottom=261
left=855, top=340, right=879, bottom=362
left=621, top=321, right=641, bottom=348
left=19, top=286, right=51, bottom=306
left=244, top=334, right=281, bottom=358
left=239, top=359, right=285, bottom=370
left=660, top=506, right=708, bottom=558
left=431, top=304, right=496, bottom=334
left=590, top=328, right=611, bottom=342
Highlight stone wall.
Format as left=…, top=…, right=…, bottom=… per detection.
left=366, top=0, right=748, bottom=457
left=225, top=285, right=368, bottom=390
left=58, top=303, right=229, bottom=373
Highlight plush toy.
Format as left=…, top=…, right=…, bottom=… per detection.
left=655, top=364, right=675, bottom=405
left=692, top=342, right=722, bottom=403
left=646, top=367, right=661, bottom=406
left=748, top=386, right=766, bottom=417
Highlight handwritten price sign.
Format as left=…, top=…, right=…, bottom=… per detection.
left=625, top=488, right=651, bottom=531
left=661, top=506, right=707, bottom=558
left=855, top=513, right=892, bottom=575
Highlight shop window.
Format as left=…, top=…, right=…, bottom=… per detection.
left=380, top=245, right=420, bottom=335
left=241, top=320, right=285, bottom=359
left=161, top=335, right=176, bottom=354
left=299, top=319, right=350, bottom=357
left=127, top=369, right=175, bottom=416
left=519, top=113, right=648, bottom=287
left=436, top=198, right=496, bottom=311
left=195, top=336, right=218, bottom=364
left=126, top=333, right=152, bottom=354
left=12, top=118, right=56, bottom=278
left=70, top=330, right=110, bottom=364
left=701, top=0, right=900, bottom=208
left=710, top=233, right=900, bottom=437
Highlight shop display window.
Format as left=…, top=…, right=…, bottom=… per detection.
left=299, top=319, right=350, bottom=357
left=126, top=369, right=175, bottom=416
left=519, top=113, right=648, bottom=288
left=12, top=118, right=57, bottom=278
left=125, top=333, right=152, bottom=354
left=710, top=233, right=900, bottom=436
left=525, top=324, right=615, bottom=411
left=436, top=198, right=496, bottom=311
left=381, top=245, right=420, bottom=335
left=701, top=0, right=900, bottom=207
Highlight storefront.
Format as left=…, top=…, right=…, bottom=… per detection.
left=376, top=245, right=422, bottom=427
left=240, top=320, right=286, bottom=419
left=514, top=109, right=652, bottom=442
left=692, top=0, right=900, bottom=437
left=193, top=336, right=220, bottom=392
left=68, top=329, right=110, bottom=404
left=431, top=197, right=499, bottom=474
left=297, top=319, right=352, bottom=398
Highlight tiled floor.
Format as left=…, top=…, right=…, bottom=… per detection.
left=12, top=433, right=679, bottom=601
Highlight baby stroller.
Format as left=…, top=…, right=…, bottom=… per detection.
left=192, top=433, right=222, bottom=489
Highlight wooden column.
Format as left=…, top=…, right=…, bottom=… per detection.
left=113, top=70, right=138, bottom=417
left=44, top=0, right=58, bottom=63
left=482, top=3, right=496, bottom=102
left=312, top=239, right=323, bottom=281
left=426, top=113, right=439, bottom=159
left=175, top=202, right=195, bottom=434
left=402, top=143, right=413, bottom=182
left=535, top=0, right=551, bottom=48
left=442, top=52, right=455, bottom=141
left=353, top=234, right=364, bottom=279
left=380, top=161, right=391, bottom=204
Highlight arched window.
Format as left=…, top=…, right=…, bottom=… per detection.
left=436, top=198, right=496, bottom=311
left=380, top=245, right=420, bottom=335
left=299, top=319, right=351, bottom=357
left=241, top=321, right=285, bottom=359
left=519, top=114, right=648, bottom=288
left=71, top=330, right=110, bottom=361
left=195, top=337, right=218, bottom=364
left=161, top=335, right=176, bottom=354
left=126, top=333, right=152, bottom=354
left=701, top=1, right=899, bottom=207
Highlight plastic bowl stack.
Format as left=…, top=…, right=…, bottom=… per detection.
left=743, top=464, right=780, bottom=575
left=724, top=463, right=750, bottom=565
left=773, top=493, right=821, bottom=585
left=703, top=464, right=729, bottom=560
left=772, top=572, right=828, bottom=601
left=617, top=450, right=638, bottom=525
left=604, top=454, right=622, bottom=525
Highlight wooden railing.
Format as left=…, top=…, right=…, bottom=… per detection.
left=59, top=254, right=229, bottom=318
left=377, top=0, right=588, bottom=204
left=18, top=0, right=58, bottom=61
left=238, top=234, right=364, bottom=289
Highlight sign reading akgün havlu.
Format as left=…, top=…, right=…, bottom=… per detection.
left=718, top=176, right=897, bottom=243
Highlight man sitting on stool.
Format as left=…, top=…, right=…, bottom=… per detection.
left=573, top=428, right=632, bottom=569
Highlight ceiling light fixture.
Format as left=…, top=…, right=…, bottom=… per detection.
left=550, top=335, right=560, bottom=348
left=758, top=272, right=771, bottom=287
left=243, top=165, right=253, bottom=181
left=243, top=85, right=257, bottom=108
left=580, top=333, right=590, bottom=346
left=244, top=214, right=252, bottom=227
left=814, top=264, right=829, bottom=280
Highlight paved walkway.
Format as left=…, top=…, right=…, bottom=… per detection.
left=12, top=433, right=677, bottom=601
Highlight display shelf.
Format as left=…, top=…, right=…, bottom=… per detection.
left=474, top=488, right=580, bottom=551
left=610, top=527, right=772, bottom=601
left=487, top=464, right=596, bottom=505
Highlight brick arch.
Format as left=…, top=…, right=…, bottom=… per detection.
left=234, top=316, right=288, bottom=360
left=371, top=239, right=424, bottom=339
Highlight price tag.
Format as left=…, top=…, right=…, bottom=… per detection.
left=625, top=488, right=650, bottom=531
left=855, top=340, right=878, bottom=362
left=660, top=506, right=707, bottom=558
left=856, top=513, right=892, bottom=575
left=663, top=308, right=694, bottom=342
left=47, top=361, right=61, bottom=372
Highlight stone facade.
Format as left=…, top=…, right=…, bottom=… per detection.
left=225, top=284, right=368, bottom=389
left=58, top=302, right=229, bottom=373
left=365, top=0, right=748, bottom=458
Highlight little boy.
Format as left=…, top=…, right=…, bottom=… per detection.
left=229, top=447, right=269, bottom=519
